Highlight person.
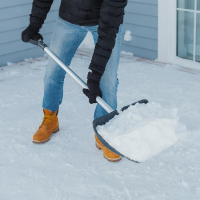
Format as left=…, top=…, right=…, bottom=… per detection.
left=21, top=0, right=127, bottom=162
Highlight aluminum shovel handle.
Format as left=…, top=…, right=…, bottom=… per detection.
left=30, top=39, right=114, bottom=113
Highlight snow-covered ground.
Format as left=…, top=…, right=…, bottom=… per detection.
left=0, top=50, right=200, bottom=200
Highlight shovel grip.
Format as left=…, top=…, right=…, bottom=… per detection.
left=29, top=38, right=48, bottom=51
left=29, top=33, right=43, bottom=45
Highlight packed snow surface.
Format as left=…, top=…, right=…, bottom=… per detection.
left=0, top=52, right=200, bottom=199
left=97, top=102, right=188, bottom=162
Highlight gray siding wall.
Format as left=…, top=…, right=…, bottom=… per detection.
left=0, top=0, right=158, bottom=67
left=0, top=0, right=60, bottom=67
left=122, top=0, right=158, bottom=60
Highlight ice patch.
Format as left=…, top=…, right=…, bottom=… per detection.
left=121, top=51, right=133, bottom=56
left=7, top=62, right=14, bottom=66
left=97, top=102, right=188, bottom=162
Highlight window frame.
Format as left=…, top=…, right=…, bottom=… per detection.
left=158, top=0, right=200, bottom=70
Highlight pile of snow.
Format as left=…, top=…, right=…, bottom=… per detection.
left=121, top=51, right=133, bottom=56
left=97, top=102, right=188, bottom=162
left=124, top=30, right=132, bottom=42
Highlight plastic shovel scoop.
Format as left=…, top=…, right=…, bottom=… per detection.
left=93, top=99, right=148, bottom=163
left=30, top=37, right=148, bottom=162
left=95, top=101, right=188, bottom=163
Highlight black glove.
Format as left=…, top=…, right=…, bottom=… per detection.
left=21, top=24, right=41, bottom=43
left=83, top=71, right=102, bottom=104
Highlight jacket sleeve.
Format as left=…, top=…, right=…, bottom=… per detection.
left=30, top=0, right=54, bottom=28
left=89, top=0, right=127, bottom=75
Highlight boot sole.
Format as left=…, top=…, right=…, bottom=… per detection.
left=96, top=142, right=122, bottom=162
left=96, top=142, right=102, bottom=150
left=104, top=154, right=122, bottom=162
left=33, top=127, right=59, bottom=144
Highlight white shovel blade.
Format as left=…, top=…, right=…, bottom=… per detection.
left=97, top=102, right=188, bottom=162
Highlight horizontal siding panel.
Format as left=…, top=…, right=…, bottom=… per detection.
left=122, top=23, right=158, bottom=40
left=0, top=10, right=58, bottom=33
left=122, top=44, right=158, bottom=60
left=124, top=13, right=158, bottom=28
left=0, top=1, right=60, bottom=21
left=0, top=0, right=61, bottom=9
left=0, top=4, right=33, bottom=21
left=0, top=21, right=56, bottom=45
left=126, top=2, right=158, bottom=17
left=122, top=36, right=158, bottom=51
left=0, top=33, right=52, bottom=56
left=0, top=0, right=31, bottom=8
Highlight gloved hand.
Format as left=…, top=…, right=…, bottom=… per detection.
left=83, top=71, right=102, bottom=104
left=21, top=24, right=41, bottom=42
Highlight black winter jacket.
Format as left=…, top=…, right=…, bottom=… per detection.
left=30, top=0, right=127, bottom=75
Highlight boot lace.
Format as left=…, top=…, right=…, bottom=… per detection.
left=40, top=114, right=55, bottom=127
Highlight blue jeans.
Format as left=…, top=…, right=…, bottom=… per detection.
left=43, top=17, right=122, bottom=120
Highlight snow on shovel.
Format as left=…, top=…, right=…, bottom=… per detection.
left=29, top=36, right=148, bottom=162
left=95, top=102, right=188, bottom=163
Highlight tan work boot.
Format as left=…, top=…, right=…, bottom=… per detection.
left=33, top=109, right=59, bottom=144
left=95, top=134, right=122, bottom=162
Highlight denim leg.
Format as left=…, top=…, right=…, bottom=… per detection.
left=88, top=25, right=123, bottom=120
left=42, top=17, right=87, bottom=112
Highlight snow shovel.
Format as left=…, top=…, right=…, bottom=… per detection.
left=30, top=37, right=148, bottom=163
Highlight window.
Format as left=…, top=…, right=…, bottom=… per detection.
left=177, top=0, right=200, bottom=62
